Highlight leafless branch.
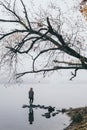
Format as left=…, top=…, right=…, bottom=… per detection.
left=16, top=66, right=83, bottom=79
left=20, top=0, right=32, bottom=29
left=70, top=68, right=78, bottom=80
left=0, top=29, right=27, bottom=40
left=0, top=0, right=87, bottom=80
left=53, top=60, right=81, bottom=66
left=0, top=1, right=29, bottom=29
left=33, top=47, right=60, bottom=71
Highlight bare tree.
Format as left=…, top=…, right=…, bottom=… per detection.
left=0, top=0, right=87, bottom=80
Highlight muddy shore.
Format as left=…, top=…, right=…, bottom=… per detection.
left=65, top=106, right=87, bottom=130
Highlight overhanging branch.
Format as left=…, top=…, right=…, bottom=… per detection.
left=20, top=0, right=32, bottom=29
left=16, top=66, right=84, bottom=78
left=33, top=47, right=60, bottom=71
left=0, top=1, right=29, bottom=30
left=70, top=68, right=78, bottom=80
left=0, top=29, right=28, bottom=40
left=0, top=0, right=87, bottom=80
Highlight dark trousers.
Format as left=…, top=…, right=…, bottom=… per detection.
left=29, top=98, right=33, bottom=103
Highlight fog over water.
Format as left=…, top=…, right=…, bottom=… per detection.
left=0, top=70, right=87, bottom=130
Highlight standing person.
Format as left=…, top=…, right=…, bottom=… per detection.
left=29, top=88, right=34, bottom=103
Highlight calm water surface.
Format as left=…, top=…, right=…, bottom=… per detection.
left=0, top=71, right=87, bottom=130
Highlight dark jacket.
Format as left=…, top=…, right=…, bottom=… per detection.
left=29, top=90, right=34, bottom=99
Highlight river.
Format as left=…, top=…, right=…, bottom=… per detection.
left=0, top=70, right=87, bottom=130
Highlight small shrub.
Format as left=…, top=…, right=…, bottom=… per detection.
left=71, top=113, right=83, bottom=123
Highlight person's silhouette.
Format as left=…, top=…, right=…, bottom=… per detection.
left=28, top=88, right=34, bottom=104
left=28, top=106, right=34, bottom=124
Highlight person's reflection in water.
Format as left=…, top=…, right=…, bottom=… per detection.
left=28, top=105, right=34, bottom=124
